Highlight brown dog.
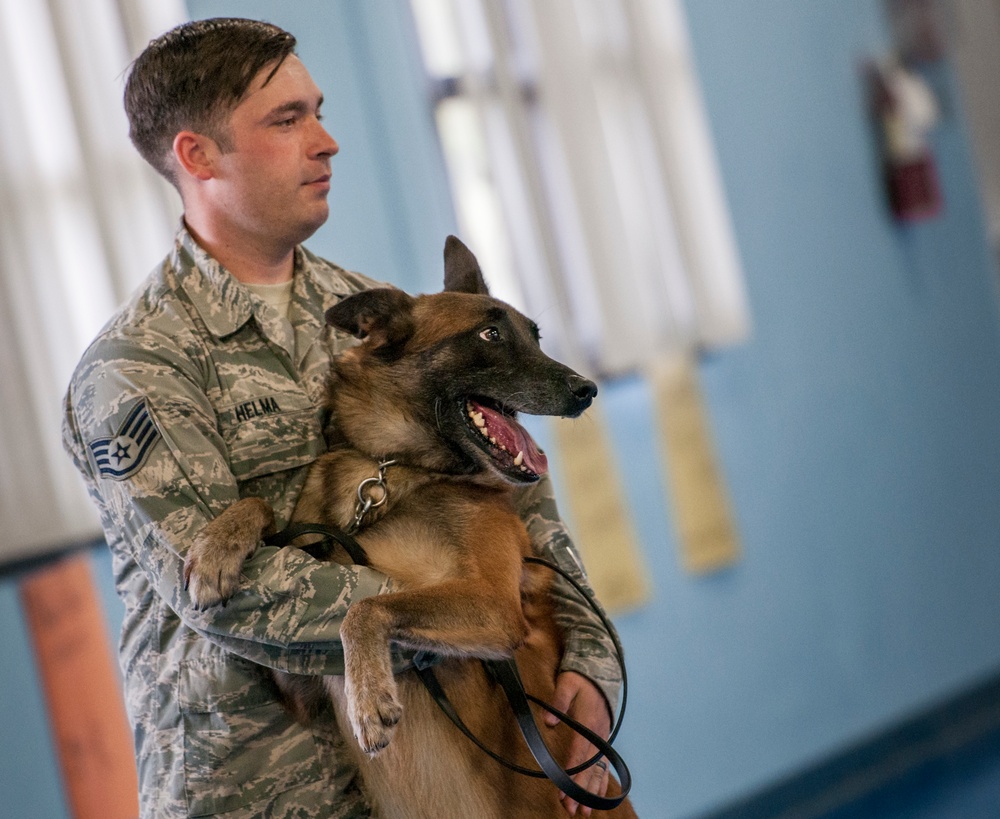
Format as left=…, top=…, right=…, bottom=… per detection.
left=184, top=237, right=636, bottom=818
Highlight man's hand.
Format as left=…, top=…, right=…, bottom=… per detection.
left=544, top=671, right=612, bottom=817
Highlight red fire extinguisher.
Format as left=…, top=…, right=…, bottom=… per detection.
left=869, top=58, right=943, bottom=221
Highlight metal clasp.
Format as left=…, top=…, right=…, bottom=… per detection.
left=350, top=459, right=396, bottom=533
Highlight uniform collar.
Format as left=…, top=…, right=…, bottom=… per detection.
left=171, top=223, right=354, bottom=352
left=172, top=225, right=254, bottom=339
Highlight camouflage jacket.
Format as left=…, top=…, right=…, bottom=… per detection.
left=62, top=225, right=621, bottom=818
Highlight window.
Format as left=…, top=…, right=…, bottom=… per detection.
left=410, top=0, right=750, bottom=376
left=0, top=0, right=185, bottom=562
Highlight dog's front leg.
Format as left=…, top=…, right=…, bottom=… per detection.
left=338, top=581, right=527, bottom=756
left=338, top=599, right=404, bottom=756
left=184, top=497, right=276, bottom=608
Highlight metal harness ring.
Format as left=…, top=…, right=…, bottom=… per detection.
left=356, top=476, right=388, bottom=509
left=350, top=460, right=396, bottom=532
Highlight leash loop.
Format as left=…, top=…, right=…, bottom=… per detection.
left=414, top=556, right=632, bottom=810
left=488, top=657, right=631, bottom=810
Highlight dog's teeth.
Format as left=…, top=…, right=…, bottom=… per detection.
left=473, top=414, right=485, bottom=428
left=489, top=437, right=496, bottom=445
left=514, top=451, right=523, bottom=466
left=479, top=426, right=490, bottom=438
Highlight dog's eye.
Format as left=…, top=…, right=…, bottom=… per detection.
left=479, top=327, right=501, bottom=343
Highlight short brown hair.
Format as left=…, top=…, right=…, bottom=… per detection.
left=124, top=18, right=297, bottom=184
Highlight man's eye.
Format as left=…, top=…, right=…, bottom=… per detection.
left=479, top=327, right=501, bottom=342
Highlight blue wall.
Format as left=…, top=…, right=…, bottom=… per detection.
left=596, top=2, right=1000, bottom=815
left=657, top=2, right=1000, bottom=811
left=5, top=1, right=1000, bottom=817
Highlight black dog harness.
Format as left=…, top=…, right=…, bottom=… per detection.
left=265, top=513, right=632, bottom=811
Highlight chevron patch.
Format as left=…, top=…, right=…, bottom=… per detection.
left=88, top=399, right=161, bottom=481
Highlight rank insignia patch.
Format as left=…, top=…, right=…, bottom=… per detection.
left=89, top=399, right=161, bottom=480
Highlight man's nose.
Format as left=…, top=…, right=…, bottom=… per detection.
left=312, top=120, right=338, bottom=158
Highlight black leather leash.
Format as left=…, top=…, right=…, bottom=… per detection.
left=412, top=554, right=631, bottom=810
left=265, top=524, right=631, bottom=810
left=265, top=522, right=370, bottom=566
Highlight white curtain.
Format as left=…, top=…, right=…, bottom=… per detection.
left=0, top=0, right=186, bottom=563
left=411, top=0, right=751, bottom=375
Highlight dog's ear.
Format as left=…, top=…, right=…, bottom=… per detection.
left=326, top=288, right=416, bottom=359
left=443, top=235, right=490, bottom=295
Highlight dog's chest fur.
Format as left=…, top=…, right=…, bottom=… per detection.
left=294, top=449, right=529, bottom=588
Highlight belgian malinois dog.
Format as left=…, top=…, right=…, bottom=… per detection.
left=184, top=237, right=636, bottom=818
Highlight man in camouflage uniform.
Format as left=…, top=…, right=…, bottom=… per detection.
left=62, top=18, right=620, bottom=819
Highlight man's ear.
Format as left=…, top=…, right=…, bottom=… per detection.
left=172, top=131, right=218, bottom=182
left=443, top=235, right=490, bottom=295
left=326, top=288, right=416, bottom=359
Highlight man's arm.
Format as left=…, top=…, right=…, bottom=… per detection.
left=515, top=473, right=623, bottom=712
left=515, top=474, right=624, bottom=815
left=63, top=330, right=389, bottom=676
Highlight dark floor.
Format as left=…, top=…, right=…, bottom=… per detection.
left=825, top=731, right=1000, bottom=819
left=706, top=675, right=1000, bottom=819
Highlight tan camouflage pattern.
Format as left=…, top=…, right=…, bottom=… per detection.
left=62, top=224, right=621, bottom=818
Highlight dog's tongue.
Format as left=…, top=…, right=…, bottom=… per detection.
left=472, top=401, right=548, bottom=475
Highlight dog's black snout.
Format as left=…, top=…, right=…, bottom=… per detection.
left=568, top=374, right=598, bottom=404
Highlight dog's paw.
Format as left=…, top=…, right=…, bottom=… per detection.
left=182, top=498, right=275, bottom=609
left=346, top=678, right=403, bottom=756
left=183, top=536, right=245, bottom=609
left=183, top=538, right=246, bottom=609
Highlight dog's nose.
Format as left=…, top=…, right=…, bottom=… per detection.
left=568, top=375, right=598, bottom=403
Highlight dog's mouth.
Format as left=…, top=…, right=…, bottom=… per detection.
left=462, top=398, right=547, bottom=482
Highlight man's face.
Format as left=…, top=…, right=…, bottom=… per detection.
left=208, top=55, right=338, bottom=250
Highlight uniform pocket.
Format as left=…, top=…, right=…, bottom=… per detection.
left=179, top=654, right=323, bottom=816
left=221, top=392, right=324, bottom=482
